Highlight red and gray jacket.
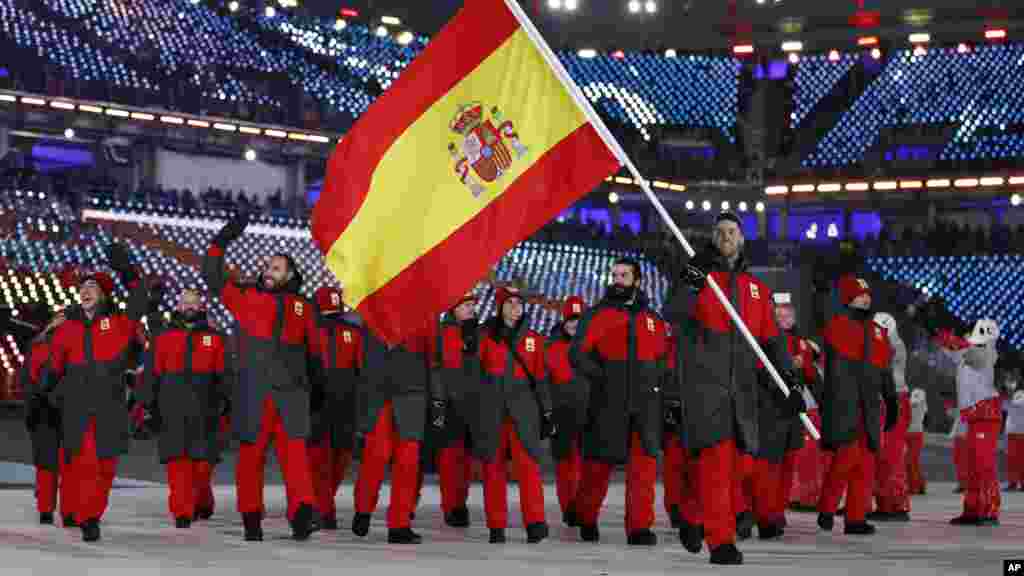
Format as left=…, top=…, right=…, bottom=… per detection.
left=22, top=337, right=60, bottom=471
left=674, top=252, right=790, bottom=456
left=820, top=308, right=894, bottom=452
left=311, top=313, right=363, bottom=450
left=360, top=327, right=434, bottom=443
left=139, top=317, right=226, bottom=463
left=47, top=291, right=146, bottom=461
left=545, top=324, right=590, bottom=460
left=570, top=292, right=668, bottom=463
left=472, top=318, right=552, bottom=462
left=203, top=245, right=318, bottom=443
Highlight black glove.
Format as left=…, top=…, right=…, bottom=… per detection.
left=778, top=369, right=807, bottom=416
left=460, top=320, right=478, bottom=355
left=540, top=410, right=557, bottom=439
left=106, top=243, right=137, bottom=283
left=310, top=384, right=325, bottom=413
left=45, top=401, right=62, bottom=431
left=147, top=282, right=166, bottom=315
left=681, top=262, right=707, bottom=293
left=212, top=209, right=250, bottom=248
left=884, top=395, right=900, bottom=432
left=24, top=394, right=44, bottom=431
left=663, top=399, right=682, bottom=432
left=430, top=398, right=447, bottom=430
left=220, top=395, right=232, bottom=418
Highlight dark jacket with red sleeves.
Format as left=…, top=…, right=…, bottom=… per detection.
left=474, top=318, right=552, bottom=462
left=820, top=308, right=894, bottom=453
left=46, top=291, right=147, bottom=461
left=546, top=323, right=590, bottom=460
left=433, top=315, right=482, bottom=449
left=359, top=327, right=432, bottom=442
left=311, top=313, right=363, bottom=450
left=203, top=245, right=318, bottom=443
left=22, top=337, right=60, bottom=471
left=756, top=332, right=818, bottom=462
left=673, top=252, right=791, bottom=457
left=138, top=317, right=226, bottom=463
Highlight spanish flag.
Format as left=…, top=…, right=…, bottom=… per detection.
left=313, top=0, right=620, bottom=344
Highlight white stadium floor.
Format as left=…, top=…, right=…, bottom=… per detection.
left=0, top=479, right=1018, bottom=575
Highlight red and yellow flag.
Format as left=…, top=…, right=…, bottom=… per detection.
left=312, top=0, right=619, bottom=344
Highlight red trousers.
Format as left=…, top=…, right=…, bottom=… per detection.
left=35, top=448, right=73, bottom=516
left=663, top=433, right=702, bottom=525
left=905, top=431, right=926, bottom=494
left=819, top=431, right=874, bottom=523
left=791, top=409, right=829, bottom=507
left=953, top=435, right=968, bottom=486
left=1006, top=434, right=1024, bottom=484
left=876, top=393, right=911, bottom=513
left=308, top=439, right=352, bottom=518
left=963, top=418, right=1001, bottom=519
left=354, top=402, right=420, bottom=529
left=555, top=436, right=582, bottom=514
left=438, top=440, right=472, bottom=514
left=696, top=440, right=740, bottom=549
left=69, top=419, right=118, bottom=523
left=235, top=398, right=314, bottom=521
left=752, top=459, right=786, bottom=527
left=166, top=458, right=214, bottom=519
left=482, top=419, right=545, bottom=529
left=577, top=430, right=656, bottom=533
left=732, top=453, right=754, bottom=515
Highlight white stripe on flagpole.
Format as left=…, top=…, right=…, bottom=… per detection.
left=502, top=0, right=819, bottom=440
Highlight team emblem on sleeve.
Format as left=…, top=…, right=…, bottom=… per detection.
left=202, top=335, right=212, bottom=347
left=343, top=330, right=352, bottom=344
left=100, top=318, right=111, bottom=331
left=525, top=337, right=536, bottom=352
left=749, top=284, right=761, bottom=300
left=294, top=302, right=304, bottom=316
left=646, top=317, right=656, bottom=333
left=331, top=293, right=340, bottom=306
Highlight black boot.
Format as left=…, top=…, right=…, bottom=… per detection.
left=818, top=512, right=834, bottom=532
left=243, top=512, right=263, bottom=542
left=290, top=504, right=314, bottom=541
left=758, top=523, right=784, bottom=540
left=445, top=507, right=470, bottom=528
left=195, top=507, right=214, bottom=521
left=844, top=521, right=876, bottom=535
left=526, top=522, right=549, bottom=544
left=735, top=511, right=753, bottom=540
left=63, top=515, right=77, bottom=528
left=950, top=515, right=979, bottom=526
left=351, top=512, right=371, bottom=537
left=175, top=516, right=192, bottom=529
left=627, top=529, right=657, bottom=546
left=678, top=519, right=703, bottom=554
left=868, top=510, right=909, bottom=522
left=320, top=515, right=339, bottom=531
left=579, top=524, right=600, bottom=542
left=388, top=527, right=422, bottom=544
left=81, top=519, right=101, bottom=542
left=668, top=505, right=682, bottom=530
left=709, top=543, right=743, bottom=565
left=562, top=503, right=579, bottom=527
left=39, top=512, right=54, bottom=525
left=976, top=517, right=1000, bottom=527
left=489, top=528, right=507, bottom=543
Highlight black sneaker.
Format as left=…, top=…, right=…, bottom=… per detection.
left=678, top=519, right=703, bottom=554
left=562, top=503, right=579, bottom=527
left=844, top=522, right=876, bottom=535
left=351, top=512, right=371, bottom=537
left=243, top=512, right=263, bottom=542
left=526, top=522, right=549, bottom=544
left=668, top=505, right=682, bottom=530
left=818, top=512, right=835, bottom=532
left=758, top=523, right=784, bottom=540
left=579, top=524, right=600, bottom=542
left=175, top=516, right=192, bottom=529
left=976, top=517, right=1000, bottom=527
left=445, top=507, right=470, bottom=528
left=62, top=514, right=78, bottom=528
left=320, top=515, right=339, bottom=531
left=290, top=504, right=314, bottom=541
left=736, top=511, right=753, bottom=540
left=39, top=512, right=54, bottom=526
left=387, top=527, right=422, bottom=544
left=489, top=528, right=506, bottom=543
left=81, top=519, right=101, bottom=542
left=627, top=529, right=657, bottom=546
left=950, top=515, right=979, bottom=526
left=195, top=507, right=214, bottom=521
left=709, top=543, right=743, bottom=565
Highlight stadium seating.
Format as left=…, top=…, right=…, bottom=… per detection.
left=790, top=52, right=858, bottom=129
left=868, top=255, right=1024, bottom=349
left=558, top=51, right=740, bottom=142
left=805, top=44, right=1024, bottom=167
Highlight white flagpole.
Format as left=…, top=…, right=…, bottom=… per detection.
left=502, top=0, right=819, bottom=439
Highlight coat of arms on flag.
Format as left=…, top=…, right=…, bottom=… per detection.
left=447, top=102, right=529, bottom=197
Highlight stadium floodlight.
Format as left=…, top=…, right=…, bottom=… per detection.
left=64, top=128, right=75, bottom=139
left=381, top=16, right=401, bottom=26
left=665, top=48, right=677, bottom=57
left=817, top=183, right=841, bottom=192
left=190, top=0, right=199, bottom=5
left=239, top=126, right=261, bottom=135
left=79, top=104, right=103, bottom=113
left=701, top=200, right=712, bottom=212
left=21, top=97, right=46, bottom=106
left=980, top=177, right=1005, bottom=187
left=1012, top=194, right=1021, bottom=207
left=565, top=0, right=578, bottom=11
left=828, top=50, right=841, bottom=61
left=781, top=41, right=803, bottom=52
left=265, top=6, right=275, bottom=17
left=228, top=1, right=239, bottom=13
left=645, top=1, right=657, bottom=13
left=733, top=44, right=754, bottom=55
left=105, top=109, right=130, bottom=118
left=738, top=201, right=748, bottom=212
left=764, top=185, right=788, bottom=195
left=131, top=112, right=155, bottom=121
left=397, top=31, right=414, bottom=45
left=375, top=26, right=388, bottom=37
left=870, top=48, right=882, bottom=60
left=578, top=48, right=597, bottom=58
left=50, top=101, right=75, bottom=110
left=908, top=32, right=930, bottom=44
left=1009, top=176, right=1024, bottom=185
left=791, top=184, right=815, bottom=193
left=913, top=46, right=927, bottom=57
left=985, top=29, right=1006, bottom=40
left=755, top=201, right=765, bottom=213
left=685, top=200, right=695, bottom=211
left=213, top=122, right=237, bottom=132
left=721, top=201, right=730, bottom=211
left=857, top=36, right=879, bottom=46
left=0, top=94, right=16, bottom=102
left=608, top=192, right=619, bottom=204
left=926, top=179, right=951, bottom=188
left=873, top=181, right=898, bottom=190
left=334, top=18, right=346, bottom=30
left=954, top=178, right=979, bottom=188
left=957, top=43, right=971, bottom=53
left=160, top=115, right=184, bottom=125
left=899, top=180, right=923, bottom=189
left=628, top=0, right=641, bottom=14
left=245, top=149, right=257, bottom=162
left=788, top=53, right=799, bottom=64
left=187, top=119, right=210, bottom=128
